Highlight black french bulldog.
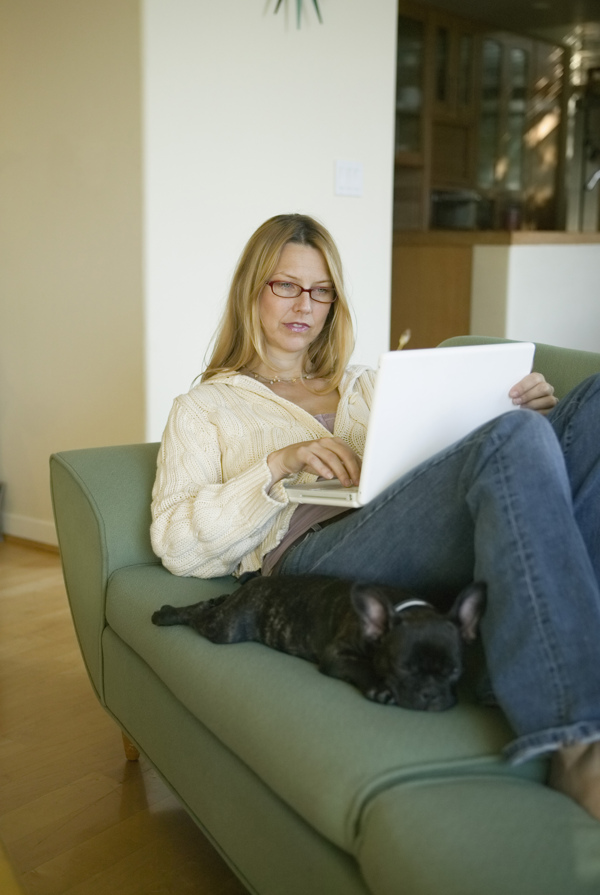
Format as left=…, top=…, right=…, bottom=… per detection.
left=152, top=576, right=486, bottom=712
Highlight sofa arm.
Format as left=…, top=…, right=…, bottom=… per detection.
left=438, top=335, right=600, bottom=400
left=50, top=443, right=161, bottom=700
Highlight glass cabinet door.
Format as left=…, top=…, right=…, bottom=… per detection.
left=458, top=33, right=474, bottom=109
left=434, top=26, right=450, bottom=105
left=478, top=38, right=502, bottom=188
left=396, top=15, right=425, bottom=157
left=506, top=47, right=529, bottom=190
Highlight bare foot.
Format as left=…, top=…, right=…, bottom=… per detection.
left=548, top=742, right=600, bottom=821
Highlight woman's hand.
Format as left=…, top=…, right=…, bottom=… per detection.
left=509, top=372, right=558, bottom=414
left=268, top=437, right=361, bottom=488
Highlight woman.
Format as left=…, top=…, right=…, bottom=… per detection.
left=151, top=213, right=600, bottom=821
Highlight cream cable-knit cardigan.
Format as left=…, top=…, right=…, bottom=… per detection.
left=151, top=365, right=375, bottom=578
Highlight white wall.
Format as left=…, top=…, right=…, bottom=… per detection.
left=506, top=246, right=600, bottom=351
left=143, top=0, right=399, bottom=440
left=471, top=244, right=600, bottom=352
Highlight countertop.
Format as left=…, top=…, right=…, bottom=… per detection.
left=394, top=230, right=600, bottom=246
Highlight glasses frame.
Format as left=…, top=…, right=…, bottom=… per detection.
left=266, top=280, right=337, bottom=304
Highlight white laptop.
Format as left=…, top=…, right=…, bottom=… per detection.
left=284, top=341, right=535, bottom=508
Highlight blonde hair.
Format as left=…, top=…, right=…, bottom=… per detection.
left=201, top=214, right=355, bottom=392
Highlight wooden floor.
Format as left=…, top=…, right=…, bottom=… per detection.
left=0, top=539, right=248, bottom=895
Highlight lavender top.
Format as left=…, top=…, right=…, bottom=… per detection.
left=261, top=413, right=355, bottom=575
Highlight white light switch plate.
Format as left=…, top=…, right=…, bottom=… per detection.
left=335, top=159, right=363, bottom=197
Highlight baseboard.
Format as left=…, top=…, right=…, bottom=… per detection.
left=3, top=534, right=60, bottom=555
left=2, top=513, right=58, bottom=548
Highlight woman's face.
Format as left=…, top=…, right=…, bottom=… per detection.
left=258, top=242, right=333, bottom=368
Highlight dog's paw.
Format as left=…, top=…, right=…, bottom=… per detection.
left=152, top=605, right=177, bottom=626
left=366, top=685, right=396, bottom=705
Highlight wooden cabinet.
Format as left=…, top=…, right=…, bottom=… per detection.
left=393, top=2, right=567, bottom=232
left=391, top=235, right=472, bottom=350
left=394, top=2, right=481, bottom=229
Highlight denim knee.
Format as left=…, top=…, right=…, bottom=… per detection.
left=548, top=371, right=600, bottom=433
left=480, top=408, right=559, bottom=467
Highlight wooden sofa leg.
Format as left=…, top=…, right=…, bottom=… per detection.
left=121, top=731, right=140, bottom=761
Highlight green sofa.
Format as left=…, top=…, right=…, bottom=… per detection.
left=50, top=337, right=600, bottom=895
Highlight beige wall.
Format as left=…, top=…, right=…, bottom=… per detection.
left=0, top=0, right=145, bottom=544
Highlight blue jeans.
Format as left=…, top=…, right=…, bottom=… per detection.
left=278, top=374, right=600, bottom=764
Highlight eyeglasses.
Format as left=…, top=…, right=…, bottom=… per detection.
left=266, top=281, right=337, bottom=304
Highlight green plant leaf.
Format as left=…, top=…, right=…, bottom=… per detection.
left=273, top=0, right=323, bottom=29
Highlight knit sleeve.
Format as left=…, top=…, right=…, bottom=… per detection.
left=150, top=397, right=291, bottom=578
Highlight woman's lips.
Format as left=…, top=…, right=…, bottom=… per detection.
left=284, top=322, right=310, bottom=332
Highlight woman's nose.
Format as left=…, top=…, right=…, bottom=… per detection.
left=292, top=290, right=313, bottom=312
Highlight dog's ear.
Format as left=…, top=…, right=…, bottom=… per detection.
left=350, top=584, right=393, bottom=640
left=449, top=582, right=487, bottom=642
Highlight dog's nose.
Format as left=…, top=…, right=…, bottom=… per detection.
left=421, top=688, right=456, bottom=712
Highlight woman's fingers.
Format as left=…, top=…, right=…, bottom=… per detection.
left=509, top=372, right=558, bottom=413
left=268, top=438, right=361, bottom=487
left=294, top=438, right=361, bottom=486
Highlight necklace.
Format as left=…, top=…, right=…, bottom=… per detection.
left=248, top=369, right=313, bottom=385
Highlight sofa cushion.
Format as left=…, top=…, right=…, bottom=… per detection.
left=105, top=564, right=545, bottom=853
left=357, top=775, right=600, bottom=895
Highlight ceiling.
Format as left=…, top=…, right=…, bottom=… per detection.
left=412, top=0, right=600, bottom=78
